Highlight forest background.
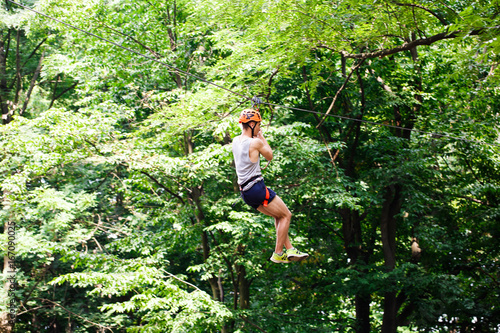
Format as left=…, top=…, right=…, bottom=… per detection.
left=0, top=0, right=499, bottom=332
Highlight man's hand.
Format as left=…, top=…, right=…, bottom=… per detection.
left=254, top=129, right=273, bottom=161
left=256, top=129, right=265, bottom=140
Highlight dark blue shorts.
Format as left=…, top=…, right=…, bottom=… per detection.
left=241, top=180, right=277, bottom=210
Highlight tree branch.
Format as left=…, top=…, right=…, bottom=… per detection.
left=100, top=22, right=162, bottom=59
left=265, top=67, right=279, bottom=130
left=316, top=59, right=365, bottom=128
left=207, top=230, right=237, bottom=293
left=14, top=29, right=21, bottom=105
left=38, top=298, right=114, bottom=332
left=140, top=170, right=185, bottom=204
left=163, top=270, right=203, bottom=291
left=20, top=36, right=47, bottom=69
left=20, top=51, right=44, bottom=116
left=390, top=1, right=449, bottom=26
left=341, top=30, right=483, bottom=59
left=238, top=315, right=268, bottom=333
left=301, top=66, right=336, bottom=168
left=456, top=195, right=491, bottom=207
left=48, top=80, right=78, bottom=109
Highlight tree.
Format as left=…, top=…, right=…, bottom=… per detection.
left=0, top=2, right=80, bottom=331
left=1, top=0, right=499, bottom=332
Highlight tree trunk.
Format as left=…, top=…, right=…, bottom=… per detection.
left=355, top=293, right=371, bottom=333
left=165, top=2, right=183, bottom=88
left=380, top=184, right=402, bottom=333
left=380, top=43, right=420, bottom=332
left=191, top=184, right=222, bottom=303
left=238, top=267, right=250, bottom=310
left=183, top=133, right=222, bottom=302
left=236, top=245, right=250, bottom=310
left=340, top=209, right=371, bottom=333
left=339, top=88, right=371, bottom=332
left=382, top=291, right=398, bottom=333
left=20, top=51, right=44, bottom=116
left=0, top=30, right=12, bottom=124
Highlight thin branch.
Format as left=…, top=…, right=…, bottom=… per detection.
left=20, top=51, right=44, bottom=116
left=140, top=170, right=185, bottom=204
left=476, top=261, right=500, bottom=287
left=463, top=157, right=484, bottom=185
left=100, top=22, right=161, bottom=59
left=265, top=67, right=279, bottom=130
left=38, top=298, right=114, bottom=332
left=17, top=305, right=49, bottom=316
left=288, top=5, right=352, bottom=44
left=48, top=81, right=78, bottom=109
left=301, top=66, right=336, bottom=168
left=368, top=67, right=394, bottom=93
left=14, top=29, right=21, bottom=104
left=92, top=237, right=109, bottom=254
left=165, top=3, right=177, bottom=51
left=316, top=59, right=365, bottom=128
left=21, top=279, right=42, bottom=309
left=341, top=29, right=483, bottom=59
left=390, top=1, right=449, bottom=26
left=88, top=218, right=132, bottom=237
left=20, top=36, right=47, bottom=69
left=4, top=28, right=12, bottom=60
left=456, top=195, right=491, bottom=207
left=238, top=315, right=268, bottom=333
left=207, top=230, right=237, bottom=291
left=163, top=270, right=203, bottom=291
left=50, top=73, right=60, bottom=108
left=435, top=0, right=463, bottom=20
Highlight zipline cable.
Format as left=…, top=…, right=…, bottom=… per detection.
left=7, top=0, right=500, bottom=148
left=5, top=0, right=249, bottom=100
left=265, top=102, right=500, bottom=147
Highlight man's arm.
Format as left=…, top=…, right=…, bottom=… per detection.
left=251, top=129, right=273, bottom=162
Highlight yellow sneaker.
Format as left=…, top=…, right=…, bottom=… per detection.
left=286, top=248, right=309, bottom=262
left=270, top=252, right=291, bottom=264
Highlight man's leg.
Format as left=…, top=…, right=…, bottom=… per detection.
left=257, top=195, right=293, bottom=253
left=274, top=218, right=293, bottom=252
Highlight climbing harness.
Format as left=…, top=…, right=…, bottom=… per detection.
left=238, top=175, right=263, bottom=192
left=263, top=186, right=270, bottom=207
left=238, top=175, right=271, bottom=208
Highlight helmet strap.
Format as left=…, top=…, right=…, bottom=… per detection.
left=248, top=121, right=257, bottom=138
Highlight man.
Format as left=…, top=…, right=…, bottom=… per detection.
left=232, top=108, right=309, bottom=263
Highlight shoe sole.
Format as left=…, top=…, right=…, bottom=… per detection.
left=270, top=258, right=291, bottom=264
left=287, top=255, right=309, bottom=262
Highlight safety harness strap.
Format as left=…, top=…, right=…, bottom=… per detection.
left=263, top=187, right=270, bottom=207
left=239, top=175, right=262, bottom=192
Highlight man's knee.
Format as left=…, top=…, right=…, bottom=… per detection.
left=283, top=209, right=292, bottom=221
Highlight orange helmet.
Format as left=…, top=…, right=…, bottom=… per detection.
left=239, top=109, right=262, bottom=123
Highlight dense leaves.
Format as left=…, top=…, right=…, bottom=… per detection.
left=0, top=0, right=499, bottom=332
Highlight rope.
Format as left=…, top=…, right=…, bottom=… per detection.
left=5, top=0, right=249, bottom=100
left=266, top=102, right=500, bottom=148
left=6, top=0, right=500, bottom=148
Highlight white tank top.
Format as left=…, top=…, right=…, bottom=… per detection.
left=232, top=136, right=262, bottom=190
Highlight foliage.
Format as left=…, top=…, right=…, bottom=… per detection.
left=0, top=0, right=499, bottom=332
